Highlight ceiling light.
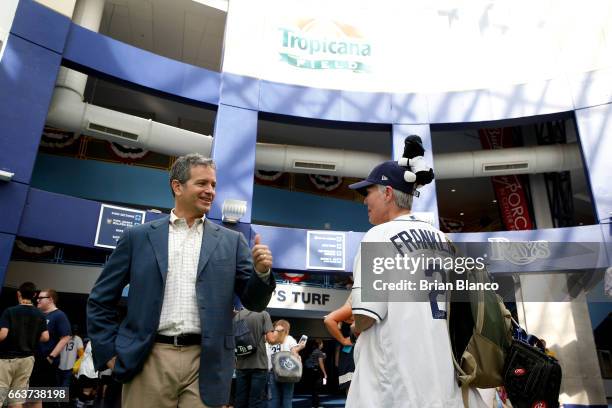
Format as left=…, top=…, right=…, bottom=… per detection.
left=451, top=189, right=456, bottom=192
left=492, top=199, right=497, bottom=203
left=459, top=212, right=464, bottom=216
left=192, top=0, right=228, bottom=12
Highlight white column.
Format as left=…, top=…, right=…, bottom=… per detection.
left=516, top=168, right=606, bottom=405
left=55, top=0, right=105, bottom=98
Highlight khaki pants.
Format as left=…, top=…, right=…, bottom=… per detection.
left=122, top=343, right=211, bottom=408
left=0, top=356, right=35, bottom=405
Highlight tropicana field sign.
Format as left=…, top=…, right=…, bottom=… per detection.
left=278, top=19, right=372, bottom=73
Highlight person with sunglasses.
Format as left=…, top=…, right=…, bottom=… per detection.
left=29, top=288, right=71, bottom=408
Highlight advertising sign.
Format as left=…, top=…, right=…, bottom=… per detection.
left=267, top=283, right=347, bottom=312
left=224, top=0, right=612, bottom=93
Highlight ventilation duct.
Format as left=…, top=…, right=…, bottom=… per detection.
left=47, top=87, right=213, bottom=157
left=433, top=144, right=582, bottom=179
left=47, top=83, right=583, bottom=179
left=47, top=82, right=583, bottom=179
left=254, top=143, right=385, bottom=177
left=46, top=0, right=213, bottom=157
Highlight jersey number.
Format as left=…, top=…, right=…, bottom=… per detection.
left=424, top=267, right=447, bottom=320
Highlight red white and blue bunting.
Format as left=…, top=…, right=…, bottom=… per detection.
left=255, top=170, right=284, bottom=181
left=308, top=174, right=343, bottom=191
left=14, top=239, right=55, bottom=255
left=40, top=126, right=80, bottom=149
left=108, top=142, right=149, bottom=161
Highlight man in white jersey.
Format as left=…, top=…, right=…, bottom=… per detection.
left=346, top=158, right=486, bottom=408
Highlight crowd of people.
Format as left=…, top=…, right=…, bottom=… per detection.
left=230, top=307, right=350, bottom=408
left=0, top=283, right=122, bottom=408
left=0, top=283, right=348, bottom=408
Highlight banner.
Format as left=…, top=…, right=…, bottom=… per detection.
left=267, top=283, right=348, bottom=312
left=224, top=0, right=612, bottom=93
left=479, top=128, right=534, bottom=231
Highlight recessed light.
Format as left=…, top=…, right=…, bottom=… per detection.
left=459, top=212, right=464, bottom=216
left=492, top=199, right=497, bottom=203
left=451, top=189, right=456, bottom=192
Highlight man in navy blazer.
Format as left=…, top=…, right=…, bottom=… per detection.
left=87, top=154, right=275, bottom=407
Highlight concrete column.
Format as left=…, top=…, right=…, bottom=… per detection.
left=55, top=0, right=105, bottom=99
left=516, top=167, right=606, bottom=405
left=519, top=276, right=606, bottom=406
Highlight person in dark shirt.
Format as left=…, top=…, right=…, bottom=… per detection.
left=28, top=288, right=71, bottom=408
left=304, top=339, right=327, bottom=408
left=0, top=282, right=49, bottom=407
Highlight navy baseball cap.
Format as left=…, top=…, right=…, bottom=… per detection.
left=349, top=160, right=417, bottom=196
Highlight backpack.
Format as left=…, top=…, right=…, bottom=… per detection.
left=503, top=323, right=562, bottom=408
left=272, top=351, right=302, bottom=383
left=233, top=311, right=257, bottom=357
left=446, top=264, right=513, bottom=392
left=503, top=339, right=562, bottom=408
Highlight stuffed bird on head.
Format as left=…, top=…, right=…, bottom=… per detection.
left=397, top=135, right=434, bottom=189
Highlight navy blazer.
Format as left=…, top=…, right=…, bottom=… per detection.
left=87, top=216, right=275, bottom=406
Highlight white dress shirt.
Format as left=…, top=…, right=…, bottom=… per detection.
left=157, top=210, right=204, bottom=336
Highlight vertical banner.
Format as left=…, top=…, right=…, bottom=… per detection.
left=479, top=128, right=534, bottom=231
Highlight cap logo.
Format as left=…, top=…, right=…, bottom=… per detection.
left=381, top=175, right=388, bottom=180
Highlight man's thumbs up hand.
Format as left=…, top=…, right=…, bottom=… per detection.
left=252, top=234, right=273, bottom=273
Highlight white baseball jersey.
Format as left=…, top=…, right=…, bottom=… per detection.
left=347, top=213, right=486, bottom=408
left=59, top=335, right=83, bottom=371
left=266, top=335, right=297, bottom=370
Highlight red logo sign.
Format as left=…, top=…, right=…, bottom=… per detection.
left=532, top=401, right=547, bottom=408
left=513, top=368, right=526, bottom=376
left=479, top=127, right=534, bottom=231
